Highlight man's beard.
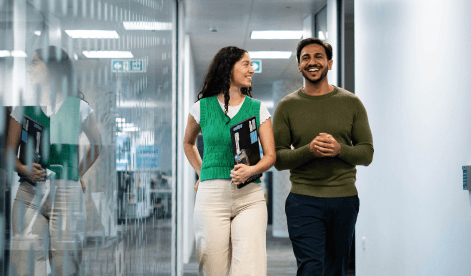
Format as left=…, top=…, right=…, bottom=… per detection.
left=301, top=66, right=328, bottom=84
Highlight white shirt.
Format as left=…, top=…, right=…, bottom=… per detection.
left=11, top=99, right=94, bottom=134
left=189, top=96, right=271, bottom=125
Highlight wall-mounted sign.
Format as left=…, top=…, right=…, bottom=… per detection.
left=112, top=59, right=147, bottom=73
left=252, top=60, right=262, bottom=73
left=136, top=145, right=161, bottom=169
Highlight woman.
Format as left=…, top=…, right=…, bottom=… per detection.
left=6, top=46, right=101, bottom=276
left=183, top=46, right=276, bottom=275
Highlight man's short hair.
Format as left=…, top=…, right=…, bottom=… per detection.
left=296, top=38, right=333, bottom=62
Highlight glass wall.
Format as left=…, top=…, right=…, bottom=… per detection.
left=0, top=0, right=177, bottom=275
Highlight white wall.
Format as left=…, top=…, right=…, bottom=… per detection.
left=355, top=1, right=471, bottom=275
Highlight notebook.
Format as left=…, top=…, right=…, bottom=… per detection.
left=230, top=116, right=262, bottom=189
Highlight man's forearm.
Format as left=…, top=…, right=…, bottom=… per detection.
left=275, top=144, right=314, bottom=171
left=337, top=143, right=374, bottom=166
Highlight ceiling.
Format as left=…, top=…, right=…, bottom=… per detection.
left=183, top=0, right=327, bottom=100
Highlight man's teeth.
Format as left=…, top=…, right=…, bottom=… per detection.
left=308, top=68, right=319, bottom=72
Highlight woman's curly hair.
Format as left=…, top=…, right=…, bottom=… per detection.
left=197, top=46, right=252, bottom=123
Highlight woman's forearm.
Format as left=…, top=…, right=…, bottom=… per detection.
left=79, top=145, right=100, bottom=178
left=183, top=143, right=202, bottom=177
left=251, top=153, right=276, bottom=175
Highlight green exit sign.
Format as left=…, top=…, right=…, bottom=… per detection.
left=252, top=60, right=262, bottom=73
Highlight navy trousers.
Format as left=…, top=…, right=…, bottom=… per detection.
left=285, top=193, right=359, bottom=276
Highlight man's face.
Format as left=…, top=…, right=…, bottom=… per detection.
left=298, top=43, right=333, bottom=84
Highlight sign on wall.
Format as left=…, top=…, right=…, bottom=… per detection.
left=252, top=60, right=262, bottom=73
left=112, top=59, right=147, bottom=73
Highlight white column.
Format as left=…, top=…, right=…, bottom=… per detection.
left=326, top=0, right=339, bottom=87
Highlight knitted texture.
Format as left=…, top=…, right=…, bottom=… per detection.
left=273, top=86, right=374, bottom=198
left=200, top=95, right=261, bottom=182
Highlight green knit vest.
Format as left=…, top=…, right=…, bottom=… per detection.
left=200, top=95, right=261, bottom=182
left=22, top=96, right=81, bottom=181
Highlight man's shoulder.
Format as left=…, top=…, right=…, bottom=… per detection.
left=334, top=87, right=363, bottom=104
left=279, top=88, right=303, bottom=104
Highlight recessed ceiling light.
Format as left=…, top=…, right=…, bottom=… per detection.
left=34, top=31, right=41, bottom=36
left=123, top=21, right=173, bottom=31
left=65, top=30, right=119, bottom=39
left=261, top=101, right=274, bottom=108
left=248, top=51, right=292, bottom=59
left=0, top=50, right=10, bottom=57
left=83, top=51, right=133, bottom=58
left=251, top=31, right=303, bottom=40
left=0, top=50, right=27, bottom=57
left=318, top=31, right=326, bottom=40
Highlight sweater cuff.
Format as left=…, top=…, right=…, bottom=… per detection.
left=299, top=143, right=315, bottom=161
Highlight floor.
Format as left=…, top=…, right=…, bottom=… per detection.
left=80, top=217, right=354, bottom=275
left=183, top=225, right=355, bottom=276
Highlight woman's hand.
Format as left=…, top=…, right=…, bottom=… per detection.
left=230, top=164, right=256, bottom=185
left=80, top=179, right=86, bottom=193
left=22, top=163, right=47, bottom=183
left=194, top=180, right=200, bottom=194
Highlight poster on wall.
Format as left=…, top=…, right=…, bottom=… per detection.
left=116, top=135, right=131, bottom=171
left=135, top=145, right=161, bottom=169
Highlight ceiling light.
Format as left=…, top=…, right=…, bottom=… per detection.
left=123, top=21, right=173, bottom=31
left=117, top=101, right=162, bottom=108
left=251, top=30, right=303, bottom=40
left=83, top=51, right=133, bottom=58
left=0, top=50, right=27, bottom=57
left=11, top=50, right=27, bottom=57
left=260, top=101, right=274, bottom=109
left=65, top=30, right=119, bottom=39
left=0, top=50, right=10, bottom=57
left=248, top=51, right=292, bottom=59
left=34, top=31, right=41, bottom=36
left=318, top=31, right=326, bottom=40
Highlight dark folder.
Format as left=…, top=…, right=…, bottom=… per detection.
left=19, top=115, right=44, bottom=166
left=230, top=116, right=262, bottom=189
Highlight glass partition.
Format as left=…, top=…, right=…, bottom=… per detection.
left=0, top=0, right=177, bottom=275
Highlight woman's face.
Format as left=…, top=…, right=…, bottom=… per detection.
left=27, top=52, right=48, bottom=86
left=230, top=52, right=254, bottom=89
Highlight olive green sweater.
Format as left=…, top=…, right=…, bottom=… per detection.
left=273, top=86, right=373, bottom=198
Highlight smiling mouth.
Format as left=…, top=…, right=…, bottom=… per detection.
left=308, top=68, right=320, bottom=72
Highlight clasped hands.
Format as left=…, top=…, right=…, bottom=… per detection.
left=309, top=132, right=341, bottom=157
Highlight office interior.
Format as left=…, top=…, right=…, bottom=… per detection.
left=0, top=0, right=470, bottom=275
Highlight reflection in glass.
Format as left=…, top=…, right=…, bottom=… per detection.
left=1, top=0, right=176, bottom=275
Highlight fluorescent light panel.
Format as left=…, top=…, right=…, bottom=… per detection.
left=123, top=21, right=172, bottom=31
left=0, top=50, right=27, bottom=57
left=251, top=30, right=303, bottom=40
left=34, top=31, right=41, bottom=36
left=83, top=51, right=133, bottom=58
left=260, top=101, right=274, bottom=109
left=248, top=51, right=292, bottom=59
left=66, top=30, right=119, bottom=39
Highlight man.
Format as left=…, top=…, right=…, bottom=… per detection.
left=273, top=38, right=374, bottom=276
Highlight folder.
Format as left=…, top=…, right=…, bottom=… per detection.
left=19, top=115, right=44, bottom=166
left=230, top=116, right=262, bottom=189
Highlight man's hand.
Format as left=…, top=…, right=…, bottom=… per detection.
left=230, top=164, right=256, bottom=185
left=309, top=133, right=341, bottom=157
